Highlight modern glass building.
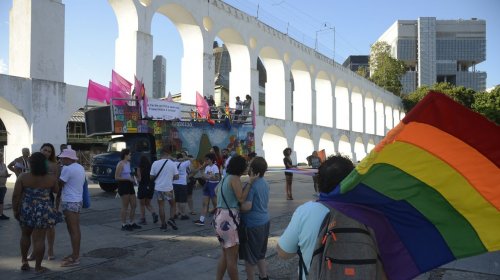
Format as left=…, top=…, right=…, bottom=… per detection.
left=375, top=17, right=486, bottom=94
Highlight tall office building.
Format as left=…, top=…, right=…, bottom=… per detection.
left=153, top=55, right=166, bottom=99
left=375, top=17, right=486, bottom=94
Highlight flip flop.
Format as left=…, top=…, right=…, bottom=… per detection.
left=21, top=262, right=30, bottom=271
left=60, top=256, right=80, bottom=267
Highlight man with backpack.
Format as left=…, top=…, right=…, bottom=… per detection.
left=277, top=154, right=386, bottom=279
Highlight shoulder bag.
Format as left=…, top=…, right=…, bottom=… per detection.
left=149, top=159, right=169, bottom=191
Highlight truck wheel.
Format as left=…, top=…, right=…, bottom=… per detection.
left=99, top=183, right=117, bottom=193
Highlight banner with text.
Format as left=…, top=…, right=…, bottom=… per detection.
left=147, top=99, right=181, bottom=120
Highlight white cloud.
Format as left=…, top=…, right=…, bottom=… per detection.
left=0, top=58, right=7, bottom=74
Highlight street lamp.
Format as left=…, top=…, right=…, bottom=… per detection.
left=315, top=24, right=336, bottom=61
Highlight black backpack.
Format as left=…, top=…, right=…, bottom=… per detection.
left=299, top=201, right=387, bottom=280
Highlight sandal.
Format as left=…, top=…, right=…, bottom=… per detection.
left=35, top=266, right=49, bottom=274
left=60, top=256, right=80, bottom=267
left=21, top=262, right=30, bottom=271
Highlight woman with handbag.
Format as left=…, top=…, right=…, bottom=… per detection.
left=213, top=155, right=256, bottom=280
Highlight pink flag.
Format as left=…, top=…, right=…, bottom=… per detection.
left=141, top=84, right=148, bottom=117
left=196, top=91, right=210, bottom=119
left=109, top=82, right=129, bottom=106
left=111, top=70, right=132, bottom=95
left=87, top=80, right=109, bottom=103
left=252, top=101, right=256, bottom=129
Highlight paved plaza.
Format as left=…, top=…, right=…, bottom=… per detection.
left=0, top=173, right=499, bottom=279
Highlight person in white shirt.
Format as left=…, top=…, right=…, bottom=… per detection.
left=193, top=153, right=220, bottom=226
left=150, top=146, right=179, bottom=231
left=173, top=153, right=192, bottom=220
left=57, top=147, right=86, bottom=267
left=234, top=96, right=243, bottom=121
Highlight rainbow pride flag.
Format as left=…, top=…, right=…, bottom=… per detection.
left=320, top=92, right=500, bottom=280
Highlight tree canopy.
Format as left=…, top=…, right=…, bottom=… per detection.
left=402, top=82, right=500, bottom=125
left=369, top=41, right=407, bottom=96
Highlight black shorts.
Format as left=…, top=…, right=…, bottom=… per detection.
left=137, top=184, right=154, bottom=199
left=173, top=184, right=188, bottom=203
left=117, top=181, right=135, bottom=196
left=187, top=177, right=196, bottom=195
left=0, top=187, right=6, bottom=204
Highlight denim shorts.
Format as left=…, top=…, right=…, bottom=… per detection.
left=61, top=201, right=83, bottom=213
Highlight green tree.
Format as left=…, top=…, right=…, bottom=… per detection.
left=402, top=82, right=476, bottom=112
left=356, top=66, right=369, bottom=79
left=472, top=86, right=500, bottom=125
left=369, top=41, right=407, bottom=96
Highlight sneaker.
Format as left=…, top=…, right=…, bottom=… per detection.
left=180, top=215, right=189, bottom=220
left=0, top=214, right=9, bottom=220
left=130, top=223, right=142, bottom=229
left=193, top=220, right=205, bottom=226
left=152, top=213, right=159, bottom=224
left=167, top=219, right=178, bottom=230
left=160, top=224, right=168, bottom=232
left=138, top=218, right=147, bottom=225
left=121, top=224, right=133, bottom=231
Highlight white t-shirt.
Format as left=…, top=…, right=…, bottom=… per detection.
left=278, top=201, right=329, bottom=278
left=150, top=159, right=179, bottom=192
left=204, top=164, right=220, bottom=183
left=173, top=160, right=191, bottom=185
left=60, top=162, right=86, bottom=203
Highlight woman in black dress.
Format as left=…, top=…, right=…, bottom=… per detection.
left=283, top=148, right=294, bottom=200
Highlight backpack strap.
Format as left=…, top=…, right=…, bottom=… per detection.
left=297, top=247, right=309, bottom=280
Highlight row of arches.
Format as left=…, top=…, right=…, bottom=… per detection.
left=261, top=125, right=377, bottom=167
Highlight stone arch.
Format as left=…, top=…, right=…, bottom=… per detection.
left=335, top=80, right=349, bottom=130
left=262, top=125, right=287, bottom=167
left=0, top=97, right=31, bottom=175
left=318, top=132, right=335, bottom=157
left=293, top=129, right=313, bottom=165
left=354, top=136, right=366, bottom=162
left=315, top=71, right=332, bottom=127
left=375, top=97, right=385, bottom=136
left=216, top=28, right=250, bottom=106
left=155, top=3, right=204, bottom=104
left=259, top=46, right=285, bottom=119
left=291, top=60, right=312, bottom=124
left=338, top=134, right=352, bottom=159
left=385, top=104, right=394, bottom=130
left=364, top=92, right=375, bottom=134
left=351, top=86, right=363, bottom=132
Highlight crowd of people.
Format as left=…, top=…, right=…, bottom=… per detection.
left=1, top=141, right=367, bottom=279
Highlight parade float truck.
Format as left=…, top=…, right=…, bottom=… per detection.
left=85, top=98, right=255, bottom=192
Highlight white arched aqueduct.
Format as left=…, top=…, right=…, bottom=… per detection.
left=0, top=0, right=403, bottom=175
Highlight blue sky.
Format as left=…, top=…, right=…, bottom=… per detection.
left=1, top=0, right=499, bottom=93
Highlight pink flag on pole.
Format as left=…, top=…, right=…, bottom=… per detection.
left=141, top=84, right=148, bottom=117
left=252, top=101, right=256, bottom=128
left=196, top=91, right=210, bottom=119
left=87, top=80, right=109, bottom=103
left=109, top=82, right=129, bottom=106
left=111, top=70, right=132, bottom=94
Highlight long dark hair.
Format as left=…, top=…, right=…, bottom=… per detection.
left=40, top=143, right=56, bottom=163
left=30, top=152, right=48, bottom=176
left=139, top=155, right=151, bottom=172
